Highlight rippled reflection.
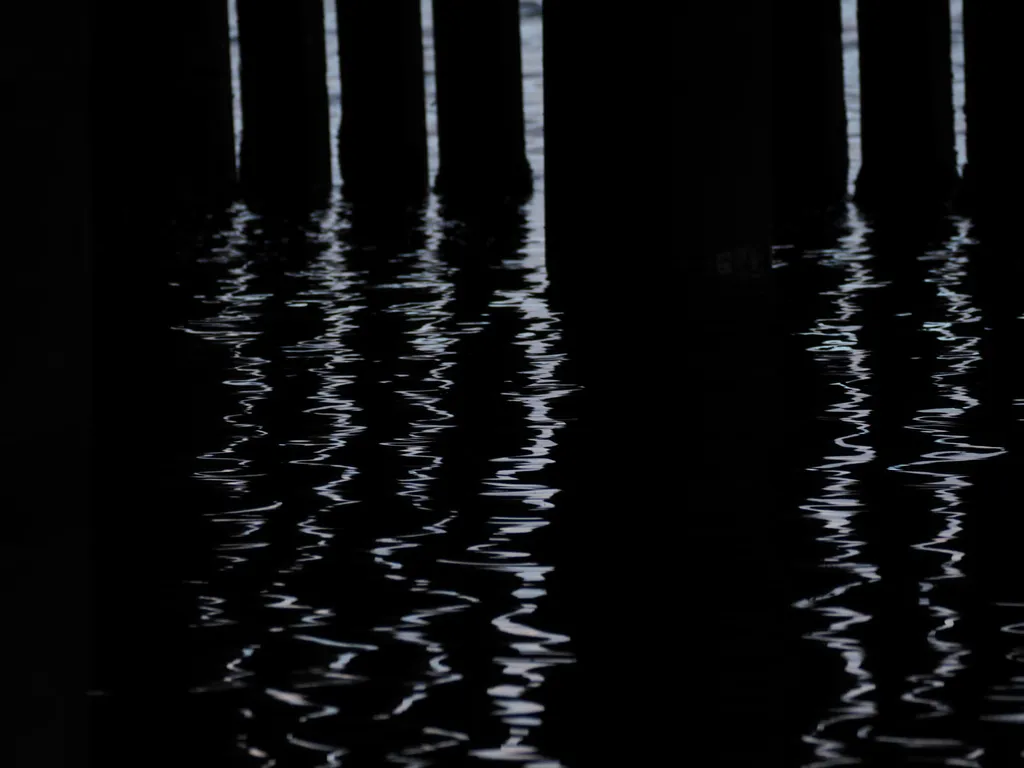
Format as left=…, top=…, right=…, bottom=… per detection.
left=158, top=5, right=576, bottom=763
left=168, top=190, right=577, bottom=765
left=103, top=1, right=1024, bottom=763
left=793, top=206, right=883, bottom=767
left=787, top=207, right=1023, bottom=767
left=889, top=220, right=999, bottom=745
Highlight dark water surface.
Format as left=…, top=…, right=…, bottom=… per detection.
left=87, top=199, right=1024, bottom=768
left=85, top=3, right=1024, bottom=766
left=775, top=212, right=1024, bottom=766
left=152, top=200, right=575, bottom=766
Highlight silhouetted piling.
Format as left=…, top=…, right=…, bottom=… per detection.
left=772, top=0, right=848, bottom=233
left=675, top=6, right=787, bottom=760
left=544, top=4, right=790, bottom=765
left=962, top=2, right=1024, bottom=231
left=431, top=0, right=531, bottom=204
left=237, top=0, right=331, bottom=209
left=545, top=4, right=772, bottom=306
left=161, top=1, right=236, bottom=209
left=682, top=4, right=774, bottom=286
left=90, top=1, right=235, bottom=217
left=89, top=4, right=242, bottom=761
left=336, top=1, right=428, bottom=202
left=856, top=1, right=957, bottom=213
left=542, top=6, right=672, bottom=312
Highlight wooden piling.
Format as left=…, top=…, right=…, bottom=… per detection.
left=772, top=0, right=848, bottom=232
left=336, top=1, right=428, bottom=202
left=431, top=0, right=532, bottom=205
left=682, top=3, right=774, bottom=283
left=237, top=0, right=332, bottom=210
left=542, top=5, right=671, bottom=312
left=543, top=3, right=789, bottom=764
left=545, top=3, right=773, bottom=304
left=962, top=2, right=1024, bottom=230
left=87, top=3, right=245, bottom=762
left=89, top=0, right=236, bottom=217
left=162, top=1, right=236, bottom=209
left=856, top=0, right=958, bottom=213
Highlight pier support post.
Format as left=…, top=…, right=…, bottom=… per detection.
left=431, top=0, right=532, bottom=205
left=772, top=0, right=848, bottom=233
left=162, top=1, right=236, bottom=209
left=544, top=3, right=788, bottom=764
left=237, top=0, right=332, bottom=210
left=962, top=2, right=1024, bottom=232
left=856, top=0, right=957, bottom=213
left=90, top=0, right=236, bottom=217
left=87, top=3, right=246, bottom=762
left=336, top=1, right=428, bottom=202
left=680, top=3, right=774, bottom=285
left=545, top=3, right=773, bottom=306
left=542, top=5, right=671, bottom=313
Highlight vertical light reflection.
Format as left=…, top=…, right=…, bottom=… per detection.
left=840, top=0, right=860, bottom=193
left=246, top=198, right=387, bottom=764
left=324, top=2, right=341, bottom=187
left=876, top=219, right=1003, bottom=763
left=449, top=277, right=576, bottom=764
left=466, top=8, right=569, bottom=761
left=277, top=200, right=363, bottom=576
left=479, top=288, right=576, bottom=513
left=358, top=207, right=476, bottom=737
left=227, top=0, right=241, bottom=171
left=182, top=204, right=274, bottom=572
left=796, top=206, right=883, bottom=766
left=373, top=219, right=577, bottom=765
left=175, top=207, right=279, bottom=768
left=950, top=0, right=967, bottom=174
left=384, top=215, right=458, bottom=513
left=179, top=199, right=376, bottom=764
left=468, top=259, right=577, bottom=761
left=181, top=3, right=572, bottom=762
left=893, top=221, right=977, bottom=713
left=421, top=0, right=439, bottom=181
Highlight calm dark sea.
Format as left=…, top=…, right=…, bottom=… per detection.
left=86, top=2, right=1024, bottom=766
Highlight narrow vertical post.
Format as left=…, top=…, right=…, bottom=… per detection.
left=336, top=1, right=428, bottom=202
left=962, top=2, right=1024, bottom=230
left=431, top=0, right=531, bottom=205
left=237, top=0, right=331, bottom=209
left=772, top=0, right=848, bottom=231
left=856, top=1, right=957, bottom=212
left=162, top=1, right=236, bottom=209
left=91, top=1, right=235, bottom=216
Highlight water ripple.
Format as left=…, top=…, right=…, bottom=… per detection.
left=170, top=170, right=578, bottom=765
